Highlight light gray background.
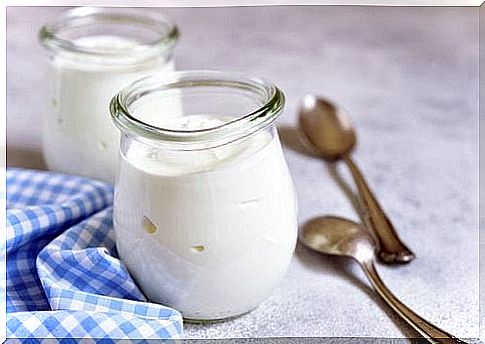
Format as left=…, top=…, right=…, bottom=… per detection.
left=480, top=3, right=485, bottom=344
left=7, top=6, right=480, bottom=341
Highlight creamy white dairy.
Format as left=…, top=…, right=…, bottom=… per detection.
left=114, top=114, right=298, bottom=320
left=42, top=35, right=175, bottom=182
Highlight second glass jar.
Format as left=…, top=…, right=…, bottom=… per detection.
left=39, top=7, right=178, bottom=182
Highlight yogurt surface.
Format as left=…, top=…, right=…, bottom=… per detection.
left=114, top=114, right=298, bottom=320
left=42, top=35, right=175, bottom=182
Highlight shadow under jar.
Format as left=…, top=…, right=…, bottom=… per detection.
left=39, top=7, right=178, bottom=182
left=110, top=71, right=298, bottom=321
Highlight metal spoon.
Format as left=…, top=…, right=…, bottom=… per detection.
left=300, top=216, right=465, bottom=343
left=298, top=95, right=415, bottom=264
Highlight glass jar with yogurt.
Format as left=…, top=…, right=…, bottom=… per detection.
left=110, top=70, right=298, bottom=321
left=39, top=7, right=178, bottom=182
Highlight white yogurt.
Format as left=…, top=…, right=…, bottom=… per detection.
left=114, top=114, right=298, bottom=320
left=42, top=35, right=175, bottom=182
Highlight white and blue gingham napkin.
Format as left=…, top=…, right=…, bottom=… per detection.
left=5, top=168, right=183, bottom=340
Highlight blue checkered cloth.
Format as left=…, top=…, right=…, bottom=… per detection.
left=5, top=168, right=183, bottom=340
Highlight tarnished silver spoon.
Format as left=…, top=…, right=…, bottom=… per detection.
left=300, top=216, right=465, bottom=343
left=298, top=95, right=415, bottom=264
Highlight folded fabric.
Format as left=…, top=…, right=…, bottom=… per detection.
left=5, top=168, right=183, bottom=340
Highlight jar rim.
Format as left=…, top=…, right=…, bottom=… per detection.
left=39, top=7, right=179, bottom=58
left=110, top=70, right=285, bottom=149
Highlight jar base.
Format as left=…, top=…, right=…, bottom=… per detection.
left=182, top=308, right=255, bottom=324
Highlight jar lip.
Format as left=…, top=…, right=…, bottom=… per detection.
left=110, top=70, right=285, bottom=148
left=39, top=7, right=179, bottom=58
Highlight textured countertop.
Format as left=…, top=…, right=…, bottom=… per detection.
left=7, top=5, right=480, bottom=341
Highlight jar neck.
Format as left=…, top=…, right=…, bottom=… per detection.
left=110, top=70, right=285, bottom=150
left=49, top=48, right=175, bottom=71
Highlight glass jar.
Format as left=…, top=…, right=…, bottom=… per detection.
left=39, top=7, right=178, bottom=182
left=110, top=70, right=298, bottom=321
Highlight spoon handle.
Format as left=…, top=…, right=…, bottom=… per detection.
left=361, top=260, right=466, bottom=343
left=343, top=155, right=415, bottom=264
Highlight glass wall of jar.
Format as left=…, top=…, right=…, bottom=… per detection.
left=39, top=7, right=178, bottom=182
left=110, top=70, right=298, bottom=321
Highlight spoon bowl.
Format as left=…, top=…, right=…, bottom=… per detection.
left=301, top=216, right=375, bottom=262
left=299, top=95, right=356, bottom=161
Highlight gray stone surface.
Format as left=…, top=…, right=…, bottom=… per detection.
left=6, top=5, right=479, bottom=341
